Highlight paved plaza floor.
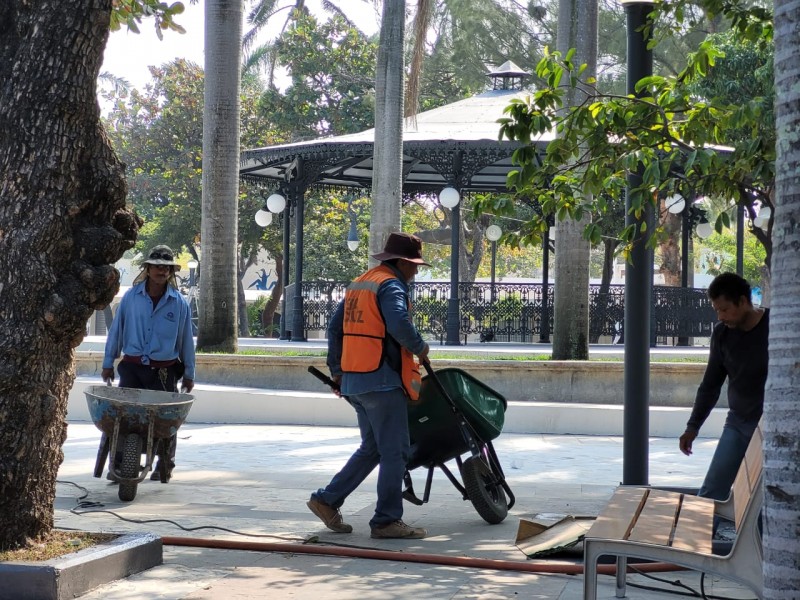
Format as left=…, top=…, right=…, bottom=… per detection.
left=54, top=422, right=754, bottom=599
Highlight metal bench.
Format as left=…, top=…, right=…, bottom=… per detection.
left=583, top=425, right=764, bottom=599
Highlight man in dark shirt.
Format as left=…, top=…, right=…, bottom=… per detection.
left=679, top=273, right=768, bottom=500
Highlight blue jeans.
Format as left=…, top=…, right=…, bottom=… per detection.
left=698, top=412, right=758, bottom=501
left=312, top=388, right=410, bottom=529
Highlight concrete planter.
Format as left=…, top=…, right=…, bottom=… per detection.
left=0, top=532, right=161, bottom=600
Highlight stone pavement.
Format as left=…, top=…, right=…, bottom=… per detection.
left=55, top=422, right=754, bottom=599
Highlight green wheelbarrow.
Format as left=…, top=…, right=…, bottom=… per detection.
left=308, top=363, right=515, bottom=524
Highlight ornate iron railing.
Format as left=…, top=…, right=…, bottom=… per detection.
left=294, top=281, right=716, bottom=345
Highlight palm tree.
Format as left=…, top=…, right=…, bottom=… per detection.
left=551, top=0, right=597, bottom=360
left=763, top=1, right=800, bottom=592
left=242, top=0, right=375, bottom=84
left=198, top=0, right=243, bottom=352
left=369, top=0, right=406, bottom=261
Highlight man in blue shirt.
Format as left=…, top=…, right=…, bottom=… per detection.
left=308, top=233, right=430, bottom=539
left=102, top=245, right=196, bottom=482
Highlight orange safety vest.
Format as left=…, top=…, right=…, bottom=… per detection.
left=341, top=265, right=422, bottom=401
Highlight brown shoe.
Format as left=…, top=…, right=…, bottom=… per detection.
left=370, top=520, right=427, bottom=539
left=307, top=496, right=353, bottom=533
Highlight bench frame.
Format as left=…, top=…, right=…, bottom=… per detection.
left=583, top=426, right=764, bottom=599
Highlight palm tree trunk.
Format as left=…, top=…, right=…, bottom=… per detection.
left=369, top=0, right=405, bottom=265
left=198, top=0, right=242, bottom=352
left=552, top=0, right=597, bottom=360
left=763, top=3, right=800, bottom=593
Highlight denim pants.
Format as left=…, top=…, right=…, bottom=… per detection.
left=698, top=412, right=758, bottom=501
left=313, top=388, right=410, bottom=529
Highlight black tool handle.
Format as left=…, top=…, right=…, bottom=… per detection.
left=308, top=366, right=340, bottom=392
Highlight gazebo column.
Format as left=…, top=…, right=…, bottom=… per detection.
left=279, top=195, right=291, bottom=340
left=290, top=179, right=307, bottom=342
left=445, top=200, right=461, bottom=345
left=445, top=152, right=464, bottom=346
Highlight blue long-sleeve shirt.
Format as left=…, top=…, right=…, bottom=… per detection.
left=103, top=282, right=196, bottom=380
left=327, top=264, right=427, bottom=396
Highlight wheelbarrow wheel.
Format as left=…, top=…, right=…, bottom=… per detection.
left=461, top=455, right=508, bottom=524
left=118, top=433, right=143, bottom=502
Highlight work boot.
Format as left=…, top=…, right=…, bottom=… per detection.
left=370, top=520, right=427, bottom=539
left=306, top=496, right=353, bottom=533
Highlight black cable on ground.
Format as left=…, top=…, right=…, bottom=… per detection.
left=57, top=479, right=756, bottom=599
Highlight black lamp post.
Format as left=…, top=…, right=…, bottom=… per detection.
left=485, top=224, right=502, bottom=304
left=441, top=186, right=462, bottom=345
left=622, top=0, right=654, bottom=487
left=539, top=225, right=552, bottom=343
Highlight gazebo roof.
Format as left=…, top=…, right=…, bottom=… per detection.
left=240, top=81, right=553, bottom=194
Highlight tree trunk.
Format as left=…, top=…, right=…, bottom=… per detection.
left=261, top=255, right=284, bottom=337
left=658, top=203, right=681, bottom=286
left=0, top=0, right=139, bottom=550
left=369, top=0, right=405, bottom=266
left=763, top=4, right=800, bottom=594
left=198, top=0, right=242, bottom=352
left=552, top=0, right=597, bottom=360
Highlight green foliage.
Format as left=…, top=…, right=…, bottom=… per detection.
left=101, top=60, right=281, bottom=259
left=487, top=17, right=775, bottom=272
left=109, top=0, right=193, bottom=38
left=257, top=12, right=377, bottom=139
left=302, top=193, right=370, bottom=281
left=247, top=294, right=272, bottom=336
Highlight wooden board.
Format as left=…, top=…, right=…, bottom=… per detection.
left=671, top=494, right=714, bottom=553
left=627, top=489, right=680, bottom=546
left=585, top=487, right=648, bottom=540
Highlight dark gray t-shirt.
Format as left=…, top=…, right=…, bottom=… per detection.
left=687, top=309, right=769, bottom=433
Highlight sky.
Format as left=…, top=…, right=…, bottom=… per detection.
left=101, top=0, right=381, bottom=91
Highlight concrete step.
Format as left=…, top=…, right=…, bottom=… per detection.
left=68, top=376, right=725, bottom=438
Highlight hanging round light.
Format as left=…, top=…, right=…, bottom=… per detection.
left=485, top=224, right=502, bottom=242
left=254, top=209, right=273, bottom=227
left=695, top=220, right=713, bottom=240
left=665, top=194, right=686, bottom=215
left=266, top=193, right=287, bottom=214
left=347, top=220, right=360, bottom=251
left=439, top=186, right=460, bottom=209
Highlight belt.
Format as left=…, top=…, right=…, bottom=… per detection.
left=122, top=355, right=178, bottom=368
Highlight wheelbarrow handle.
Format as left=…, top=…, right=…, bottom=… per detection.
left=307, top=366, right=340, bottom=392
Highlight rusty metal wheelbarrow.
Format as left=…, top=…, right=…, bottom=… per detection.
left=84, top=385, right=194, bottom=502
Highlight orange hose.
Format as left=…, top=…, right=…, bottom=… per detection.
left=162, top=536, right=683, bottom=576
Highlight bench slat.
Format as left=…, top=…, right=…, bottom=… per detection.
left=671, top=495, right=714, bottom=553
left=734, top=425, right=763, bottom=529
left=586, top=487, right=647, bottom=540
left=628, top=489, right=680, bottom=546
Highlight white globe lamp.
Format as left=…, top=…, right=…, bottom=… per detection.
left=665, top=194, right=686, bottom=215
left=266, top=193, right=287, bottom=214
left=254, top=209, right=273, bottom=227
left=485, top=224, right=502, bottom=242
left=439, top=186, right=460, bottom=209
left=696, top=221, right=713, bottom=240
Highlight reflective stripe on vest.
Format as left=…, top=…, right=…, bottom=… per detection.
left=341, top=265, right=421, bottom=401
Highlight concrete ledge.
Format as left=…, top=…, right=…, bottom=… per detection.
left=74, top=351, right=709, bottom=407
left=68, top=377, right=724, bottom=438
left=0, top=532, right=162, bottom=600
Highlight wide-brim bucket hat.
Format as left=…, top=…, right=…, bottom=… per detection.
left=142, top=245, right=181, bottom=269
left=371, top=232, right=431, bottom=266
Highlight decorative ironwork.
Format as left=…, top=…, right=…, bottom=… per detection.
left=289, top=282, right=716, bottom=346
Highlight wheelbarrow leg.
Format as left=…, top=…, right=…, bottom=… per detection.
left=93, top=433, right=110, bottom=478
